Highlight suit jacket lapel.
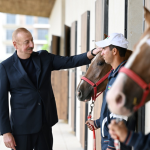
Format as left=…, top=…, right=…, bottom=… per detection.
left=31, top=53, right=41, bottom=88
left=13, top=52, right=36, bottom=89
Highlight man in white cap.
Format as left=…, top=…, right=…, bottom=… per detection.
left=86, top=33, right=136, bottom=150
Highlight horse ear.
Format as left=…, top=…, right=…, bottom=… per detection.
left=104, top=34, right=108, bottom=39
left=144, top=7, right=150, bottom=26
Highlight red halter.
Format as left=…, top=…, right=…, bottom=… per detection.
left=119, top=67, right=150, bottom=111
left=81, top=70, right=112, bottom=101
left=81, top=69, right=111, bottom=150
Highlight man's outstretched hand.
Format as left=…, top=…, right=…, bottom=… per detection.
left=87, top=48, right=102, bottom=59
left=108, top=120, right=128, bottom=142
left=3, top=132, right=16, bottom=150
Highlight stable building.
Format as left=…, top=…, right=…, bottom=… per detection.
left=0, top=0, right=150, bottom=150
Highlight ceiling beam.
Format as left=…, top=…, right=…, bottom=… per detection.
left=0, top=0, right=56, bottom=17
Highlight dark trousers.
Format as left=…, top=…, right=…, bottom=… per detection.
left=12, top=124, right=53, bottom=150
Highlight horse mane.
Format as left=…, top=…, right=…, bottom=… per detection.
left=104, top=34, right=108, bottom=39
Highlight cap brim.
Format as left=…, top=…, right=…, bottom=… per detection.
left=95, top=40, right=109, bottom=48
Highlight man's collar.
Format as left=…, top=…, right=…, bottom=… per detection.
left=13, top=50, right=38, bottom=62
left=108, top=60, right=127, bottom=79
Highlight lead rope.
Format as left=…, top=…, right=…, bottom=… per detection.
left=87, top=100, right=96, bottom=150
left=114, top=118, right=122, bottom=150
left=82, top=69, right=112, bottom=150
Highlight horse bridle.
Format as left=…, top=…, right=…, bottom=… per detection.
left=81, top=69, right=112, bottom=101
left=81, top=69, right=112, bottom=150
left=120, top=67, right=150, bottom=111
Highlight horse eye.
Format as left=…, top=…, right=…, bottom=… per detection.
left=97, top=61, right=105, bottom=66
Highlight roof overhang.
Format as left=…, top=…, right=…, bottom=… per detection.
left=0, top=0, right=55, bottom=17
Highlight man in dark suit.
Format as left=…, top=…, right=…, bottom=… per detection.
left=0, top=28, right=100, bottom=150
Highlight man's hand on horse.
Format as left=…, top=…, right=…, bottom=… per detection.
left=93, top=47, right=103, bottom=55
left=108, top=120, right=128, bottom=142
left=3, top=132, right=16, bottom=150
left=85, top=120, right=98, bottom=131
left=87, top=47, right=103, bottom=59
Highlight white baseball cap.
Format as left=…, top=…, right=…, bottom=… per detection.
left=95, top=33, right=129, bottom=49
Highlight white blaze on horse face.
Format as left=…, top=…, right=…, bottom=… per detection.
left=146, top=39, right=150, bottom=46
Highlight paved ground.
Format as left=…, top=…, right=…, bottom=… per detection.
left=0, top=120, right=83, bottom=150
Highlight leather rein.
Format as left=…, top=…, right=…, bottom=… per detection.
left=120, top=67, right=150, bottom=111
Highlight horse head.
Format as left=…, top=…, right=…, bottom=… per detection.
left=77, top=51, right=111, bottom=102
left=77, top=45, right=132, bottom=102
left=106, top=7, right=150, bottom=116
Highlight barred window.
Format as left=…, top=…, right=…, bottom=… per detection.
left=26, top=16, right=33, bottom=25
left=38, top=17, right=49, bottom=24
left=6, top=46, right=15, bottom=53
left=37, top=29, right=48, bottom=40
left=6, top=30, right=14, bottom=40
left=7, top=14, right=16, bottom=24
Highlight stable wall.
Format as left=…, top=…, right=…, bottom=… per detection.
left=109, top=0, right=125, bottom=35
left=127, top=0, right=144, bottom=50
left=65, top=1, right=96, bottom=150
left=49, top=0, right=149, bottom=149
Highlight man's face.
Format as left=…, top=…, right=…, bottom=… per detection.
left=101, top=46, right=113, bottom=64
left=14, top=31, right=34, bottom=55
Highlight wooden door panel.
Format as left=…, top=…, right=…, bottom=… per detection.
left=94, top=0, right=105, bottom=149
left=51, top=70, right=68, bottom=120
left=80, top=11, right=90, bottom=149
left=51, top=35, right=60, bottom=55
left=64, top=25, right=70, bottom=56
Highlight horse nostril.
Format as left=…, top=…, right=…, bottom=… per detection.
left=77, top=90, right=82, bottom=98
left=115, top=93, right=125, bottom=107
left=116, top=94, right=122, bottom=104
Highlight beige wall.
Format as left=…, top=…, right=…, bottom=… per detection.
left=127, top=0, right=144, bottom=50
left=49, top=0, right=62, bottom=36
left=49, top=0, right=64, bottom=55
left=109, top=0, right=125, bottom=35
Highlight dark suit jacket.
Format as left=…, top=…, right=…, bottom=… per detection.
left=0, top=50, right=91, bottom=135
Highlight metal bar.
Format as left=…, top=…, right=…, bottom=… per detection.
left=104, top=0, right=109, bottom=35
left=124, top=0, right=128, bottom=38
left=74, top=21, right=77, bottom=133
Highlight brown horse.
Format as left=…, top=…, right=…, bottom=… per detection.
left=77, top=48, right=132, bottom=102
left=106, top=7, right=150, bottom=117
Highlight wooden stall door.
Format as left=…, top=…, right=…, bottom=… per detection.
left=64, top=25, right=70, bottom=56
left=51, top=35, right=60, bottom=55
left=51, top=70, right=68, bottom=119
left=94, top=0, right=108, bottom=149
left=80, top=11, right=90, bottom=150
left=94, top=0, right=104, bottom=149
left=51, top=35, right=68, bottom=120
